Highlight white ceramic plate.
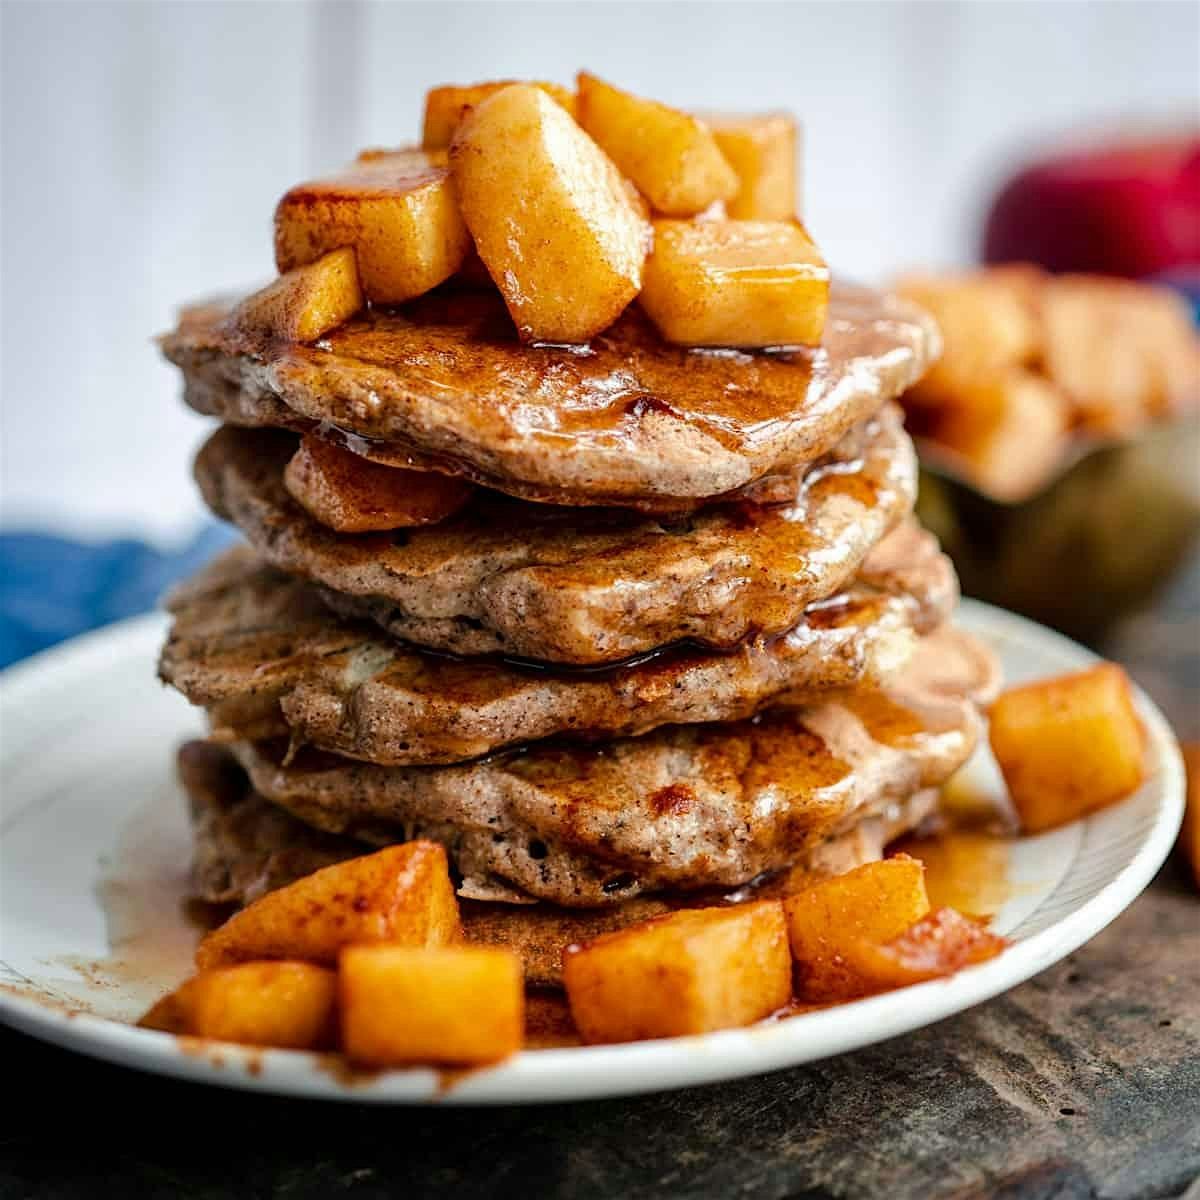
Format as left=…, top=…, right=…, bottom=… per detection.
left=0, top=600, right=1184, bottom=1104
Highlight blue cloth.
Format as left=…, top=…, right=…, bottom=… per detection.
left=0, top=525, right=236, bottom=668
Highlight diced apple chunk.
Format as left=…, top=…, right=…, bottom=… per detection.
left=422, top=80, right=575, bottom=149
left=339, top=945, right=524, bottom=1066
left=988, top=663, right=1146, bottom=834
left=275, top=149, right=471, bottom=304
left=576, top=72, right=738, bottom=217
left=196, top=842, right=461, bottom=970
left=1041, top=275, right=1200, bottom=434
left=783, top=855, right=931, bottom=1002
left=705, top=112, right=798, bottom=220
left=284, top=435, right=473, bottom=533
left=640, top=219, right=829, bottom=347
left=137, top=990, right=192, bottom=1035
left=897, top=271, right=1041, bottom=404
left=930, top=369, right=1069, bottom=502
left=229, top=248, right=362, bottom=344
left=141, top=962, right=337, bottom=1050
left=449, top=84, right=648, bottom=343
left=562, top=901, right=791, bottom=1044
left=837, top=908, right=1007, bottom=992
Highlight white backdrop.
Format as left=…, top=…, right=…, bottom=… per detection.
left=2, top=0, right=1197, bottom=542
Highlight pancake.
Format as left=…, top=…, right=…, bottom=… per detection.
left=222, top=633, right=988, bottom=907
left=180, top=740, right=940, bottom=986
left=160, top=524, right=957, bottom=765
left=162, top=282, right=938, bottom=510
left=194, top=404, right=917, bottom=665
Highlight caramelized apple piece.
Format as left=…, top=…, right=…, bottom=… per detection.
left=275, top=149, right=471, bottom=304
left=931, top=368, right=1069, bottom=501
left=284, top=435, right=472, bottom=532
left=229, top=248, right=362, bottom=344
left=141, top=962, right=337, bottom=1050
left=422, top=80, right=575, bottom=149
left=1041, top=274, right=1200, bottom=434
left=640, top=218, right=828, bottom=347
left=988, top=663, right=1145, bottom=834
left=897, top=271, right=1041, bottom=404
left=450, top=84, right=648, bottom=343
left=340, top=945, right=524, bottom=1066
left=562, top=901, right=791, bottom=1044
left=783, top=856, right=930, bottom=1002
left=576, top=72, right=738, bottom=217
left=838, top=908, right=1007, bottom=992
left=705, top=112, right=798, bottom=220
left=196, top=842, right=461, bottom=969
left=137, top=990, right=192, bottom=1035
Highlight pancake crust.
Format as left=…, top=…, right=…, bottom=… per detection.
left=161, top=524, right=956, bottom=765
left=223, top=633, right=989, bottom=907
left=194, top=405, right=917, bottom=664
left=179, top=741, right=939, bottom=986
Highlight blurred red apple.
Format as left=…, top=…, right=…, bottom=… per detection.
left=983, top=134, right=1200, bottom=279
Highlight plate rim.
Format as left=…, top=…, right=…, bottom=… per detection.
left=0, top=599, right=1185, bottom=1105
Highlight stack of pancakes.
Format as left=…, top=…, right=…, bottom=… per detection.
left=159, top=282, right=998, bottom=983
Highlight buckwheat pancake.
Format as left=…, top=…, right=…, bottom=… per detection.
left=160, top=524, right=956, bottom=765
left=221, top=633, right=989, bottom=907
left=181, top=740, right=939, bottom=986
left=194, top=404, right=917, bottom=665
left=163, top=283, right=938, bottom=510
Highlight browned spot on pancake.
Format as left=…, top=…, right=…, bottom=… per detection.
left=649, top=784, right=696, bottom=817
left=625, top=393, right=681, bottom=422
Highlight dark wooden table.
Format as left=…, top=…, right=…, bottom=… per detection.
left=2, top=561, right=1197, bottom=1200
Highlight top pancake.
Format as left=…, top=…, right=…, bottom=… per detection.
left=161, top=282, right=939, bottom=510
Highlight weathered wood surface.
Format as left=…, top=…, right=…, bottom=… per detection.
left=1, top=561, right=1196, bottom=1200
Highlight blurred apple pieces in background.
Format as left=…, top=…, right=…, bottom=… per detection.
left=1041, top=275, right=1200, bottom=436
left=275, top=148, right=472, bottom=305
left=898, top=268, right=1041, bottom=404
left=930, top=371, right=1069, bottom=503
left=896, top=265, right=1200, bottom=501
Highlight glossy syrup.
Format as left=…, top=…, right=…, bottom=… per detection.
left=892, top=831, right=1013, bottom=921
left=50, top=792, right=206, bottom=1021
